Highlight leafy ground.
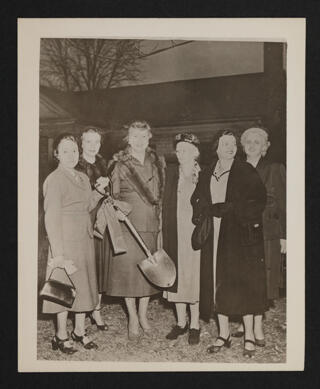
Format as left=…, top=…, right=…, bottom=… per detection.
left=37, top=296, right=286, bottom=363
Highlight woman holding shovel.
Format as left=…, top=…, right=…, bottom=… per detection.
left=107, top=121, right=166, bottom=340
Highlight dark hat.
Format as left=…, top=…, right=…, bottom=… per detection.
left=138, top=249, right=176, bottom=288
left=174, top=133, right=200, bottom=149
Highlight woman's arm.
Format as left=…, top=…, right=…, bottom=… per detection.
left=43, top=175, right=64, bottom=258
left=109, top=163, right=121, bottom=200
left=234, top=167, right=267, bottom=223
left=191, top=172, right=206, bottom=225
left=273, top=163, right=286, bottom=239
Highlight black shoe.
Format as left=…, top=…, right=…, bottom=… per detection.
left=166, top=324, right=188, bottom=340
left=188, top=328, right=200, bottom=345
left=243, top=339, right=256, bottom=358
left=89, top=311, right=109, bottom=331
left=71, top=331, right=98, bottom=350
left=51, top=335, right=77, bottom=355
left=231, top=330, right=244, bottom=338
left=207, top=335, right=231, bottom=353
left=255, top=338, right=266, bottom=347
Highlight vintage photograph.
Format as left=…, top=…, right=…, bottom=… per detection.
left=18, top=18, right=305, bottom=372
left=37, top=38, right=286, bottom=363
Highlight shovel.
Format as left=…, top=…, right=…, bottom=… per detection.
left=116, top=208, right=176, bottom=288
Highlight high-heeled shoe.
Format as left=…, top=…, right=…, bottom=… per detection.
left=89, top=310, right=109, bottom=331
left=128, top=319, right=141, bottom=341
left=139, top=318, right=153, bottom=336
left=243, top=339, right=256, bottom=358
left=140, top=326, right=153, bottom=337
left=207, top=335, right=231, bottom=353
left=71, top=330, right=98, bottom=350
left=231, top=330, right=244, bottom=338
left=255, top=338, right=266, bottom=347
left=51, top=334, right=77, bottom=355
left=188, top=328, right=201, bottom=345
left=166, top=323, right=188, bottom=340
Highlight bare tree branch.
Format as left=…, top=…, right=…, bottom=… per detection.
left=40, top=38, right=145, bottom=91
left=40, top=38, right=194, bottom=91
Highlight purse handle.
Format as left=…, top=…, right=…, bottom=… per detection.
left=48, top=267, right=76, bottom=289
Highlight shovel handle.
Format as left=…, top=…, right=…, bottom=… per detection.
left=121, top=214, right=153, bottom=258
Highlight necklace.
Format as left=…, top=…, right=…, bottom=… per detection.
left=213, top=161, right=231, bottom=181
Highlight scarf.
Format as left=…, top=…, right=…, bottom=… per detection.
left=112, top=147, right=166, bottom=206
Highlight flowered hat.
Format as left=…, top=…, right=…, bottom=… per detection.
left=174, top=133, right=200, bottom=149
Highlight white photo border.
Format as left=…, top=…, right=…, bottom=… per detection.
left=18, top=18, right=305, bottom=372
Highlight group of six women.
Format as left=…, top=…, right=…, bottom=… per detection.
left=42, top=120, right=286, bottom=358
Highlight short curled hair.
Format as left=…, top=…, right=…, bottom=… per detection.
left=123, top=120, right=152, bottom=144
left=79, top=126, right=103, bottom=154
left=52, top=132, right=78, bottom=161
left=212, top=129, right=239, bottom=155
left=80, top=126, right=102, bottom=140
left=240, top=127, right=270, bottom=157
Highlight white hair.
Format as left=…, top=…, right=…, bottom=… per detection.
left=240, top=127, right=271, bottom=157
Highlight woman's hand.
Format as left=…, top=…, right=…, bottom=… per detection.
left=96, top=176, right=110, bottom=188
left=48, top=256, right=78, bottom=274
left=48, top=255, right=65, bottom=268
left=280, top=239, right=287, bottom=254
left=64, top=260, right=78, bottom=275
left=115, top=209, right=126, bottom=221
left=95, top=176, right=110, bottom=194
left=146, top=255, right=157, bottom=265
left=204, top=202, right=233, bottom=218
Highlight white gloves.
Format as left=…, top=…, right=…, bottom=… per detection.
left=48, top=256, right=78, bottom=275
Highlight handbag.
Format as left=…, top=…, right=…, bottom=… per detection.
left=191, top=213, right=213, bottom=250
left=39, top=267, right=76, bottom=308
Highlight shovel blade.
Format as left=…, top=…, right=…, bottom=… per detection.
left=138, top=249, right=176, bottom=288
left=138, top=249, right=177, bottom=288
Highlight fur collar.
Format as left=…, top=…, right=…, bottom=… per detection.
left=112, top=147, right=166, bottom=205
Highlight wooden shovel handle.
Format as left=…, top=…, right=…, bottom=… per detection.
left=120, top=213, right=152, bottom=258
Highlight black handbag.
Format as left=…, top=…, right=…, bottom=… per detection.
left=39, top=267, right=76, bottom=308
left=191, top=213, right=213, bottom=250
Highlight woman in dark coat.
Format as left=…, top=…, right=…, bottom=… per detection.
left=76, top=127, right=110, bottom=331
left=229, top=127, right=286, bottom=345
left=191, top=130, right=267, bottom=357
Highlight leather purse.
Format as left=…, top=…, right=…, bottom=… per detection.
left=191, top=213, right=213, bottom=251
left=40, top=267, right=76, bottom=308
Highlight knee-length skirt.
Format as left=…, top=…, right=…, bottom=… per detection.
left=107, top=225, right=160, bottom=297
left=42, top=233, right=99, bottom=314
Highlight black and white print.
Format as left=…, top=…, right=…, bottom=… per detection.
left=18, top=19, right=305, bottom=372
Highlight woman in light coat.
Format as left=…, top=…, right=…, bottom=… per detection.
left=42, top=133, right=108, bottom=354
left=163, top=133, right=202, bottom=345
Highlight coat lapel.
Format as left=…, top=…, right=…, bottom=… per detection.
left=58, top=165, right=87, bottom=190
left=223, top=158, right=236, bottom=202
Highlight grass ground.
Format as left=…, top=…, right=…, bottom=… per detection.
left=37, top=296, right=286, bottom=363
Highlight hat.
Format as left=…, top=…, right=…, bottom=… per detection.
left=174, top=133, right=200, bottom=149
left=138, top=249, right=177, bottom=288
